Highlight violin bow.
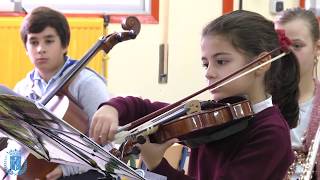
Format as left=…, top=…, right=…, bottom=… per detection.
left=118, top=37, right=291, bottom=137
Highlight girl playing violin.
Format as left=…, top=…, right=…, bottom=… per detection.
left=90, top=10, right=300, bottom=180
left=275, top=7, right=320, bottom=179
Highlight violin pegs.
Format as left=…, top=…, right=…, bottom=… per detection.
left=130, top=146, right=141, bottom=155
left=137, top=135, right=146, bottom=144
left=109, top=148, right=122, bottom=158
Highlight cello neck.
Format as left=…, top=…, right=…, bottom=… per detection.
left=40, top=16, right=141, bottom=105
left=39, top=37, right=106, bottom=105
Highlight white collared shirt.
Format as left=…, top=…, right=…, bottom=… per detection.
left=252, top=96, right=273, bottom=114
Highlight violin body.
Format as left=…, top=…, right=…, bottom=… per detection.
left=116, top=96, right=255, bottom=161
left=150, top=96, right=254, bottom=145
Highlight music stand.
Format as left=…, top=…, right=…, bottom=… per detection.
left=0, top=93, right=145, bottom=180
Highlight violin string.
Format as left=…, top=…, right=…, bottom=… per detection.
left=117, top=99, right=189, bottom=133
left=127, top=104, right=187, bottom=137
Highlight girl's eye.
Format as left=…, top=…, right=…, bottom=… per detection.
left=202, top=63, right=208, bottom=69
left=216, top=59, right=228, bottom=65
left=291, top=43, right=304, bottom=50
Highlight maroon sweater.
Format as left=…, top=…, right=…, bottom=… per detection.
left=102, top=96, right=294, bottom=180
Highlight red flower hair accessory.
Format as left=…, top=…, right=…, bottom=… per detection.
left=276, top=29, right=291, bottom=52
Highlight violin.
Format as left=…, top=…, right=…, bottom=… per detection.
left=113, top=37, right=292, bottom=161
left=150, top=96, right=254, bottom=146
left=115, top=96, right=254, bottom=159
left=18, top=16, right=141, bottom=180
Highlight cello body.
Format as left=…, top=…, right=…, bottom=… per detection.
left=15, top=16, right=140, bottom=180
left=18, top=92, right=89, bottom=180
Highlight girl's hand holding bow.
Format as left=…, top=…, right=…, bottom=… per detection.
left=90, top=105, right=119, bottom=145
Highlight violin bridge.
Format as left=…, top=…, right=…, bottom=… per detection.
left=185, top=100, right=201, bottom=114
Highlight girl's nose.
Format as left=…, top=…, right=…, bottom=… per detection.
left=205, top=64, right=218, bottom=80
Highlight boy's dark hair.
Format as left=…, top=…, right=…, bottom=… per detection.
left=202, top=10, right=300, bottom=128
left=20, top=6, right=70, bottom=49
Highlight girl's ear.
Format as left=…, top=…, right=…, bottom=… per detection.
left=254, top=52, right=271, bottom=76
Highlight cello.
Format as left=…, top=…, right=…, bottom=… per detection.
left=18, top=16, right=141, bottom=180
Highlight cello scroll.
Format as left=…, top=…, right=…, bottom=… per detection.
left=101, top=16, right=140, bottom=53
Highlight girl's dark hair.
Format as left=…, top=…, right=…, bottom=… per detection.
left=202, top=10, right=300, bottom=128
left=20, top=6, right=70, bottom=53
left=277, top=7, right=319, bottom=43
